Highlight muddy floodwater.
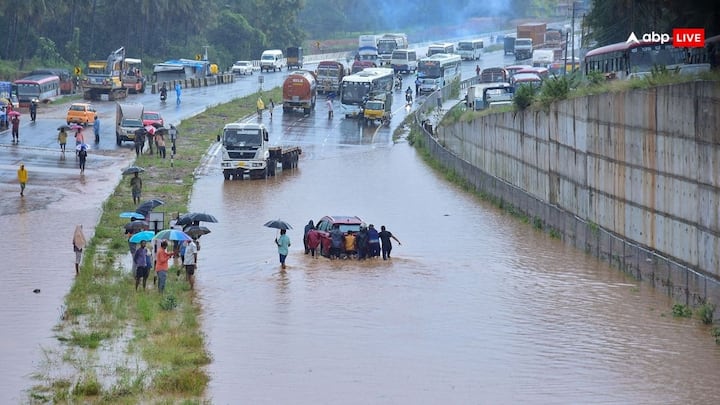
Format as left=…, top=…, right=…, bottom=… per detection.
left=0, top=150, right=128, bottom=403
left=188, top=137, right=720, bottom=404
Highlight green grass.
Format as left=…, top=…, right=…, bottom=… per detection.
left=30, top=85, right=283, bottom=402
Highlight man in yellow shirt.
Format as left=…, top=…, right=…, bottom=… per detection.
left=256, top=97, right=265, bottom=118
left=17, top=163, right=28, bottom=196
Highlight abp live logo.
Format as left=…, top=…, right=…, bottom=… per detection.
left=626, top=28, right=705, bottom=48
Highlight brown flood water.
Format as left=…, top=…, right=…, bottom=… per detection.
left=187, top=139, right=720, bottom=404
left=0, top=150, right=129, bottom=403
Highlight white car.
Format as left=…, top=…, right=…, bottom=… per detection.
left=231, top=61, right=254, bottom=75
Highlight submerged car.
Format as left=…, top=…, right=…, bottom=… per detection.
left=66, top=103, right=96, bottom=125
left=231, top=61, right=254, bottom=75
left=314, top=215, right=364, bottom=257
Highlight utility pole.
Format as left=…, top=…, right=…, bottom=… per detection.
left=571, top=1, right=576, bottom=73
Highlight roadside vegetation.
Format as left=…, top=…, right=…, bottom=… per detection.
left=30, top=87, right=282, bottom=403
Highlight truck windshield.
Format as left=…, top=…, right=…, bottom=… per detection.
left=516, top=39, right=532, bottom=46
left=121, top=118, right=142, bottom=127
left=224, top=128, right=262, bottom=146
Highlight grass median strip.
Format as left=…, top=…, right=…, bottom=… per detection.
left=30, top=87, right=282, bottom=403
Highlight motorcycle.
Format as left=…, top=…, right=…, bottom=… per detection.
left=405, top=91, right=413, bottom=105
left=160, top=88, right=167, bottom=102
left=394, top=78, right=402, bottom=91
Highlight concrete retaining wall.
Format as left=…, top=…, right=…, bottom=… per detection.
left=425, top=81, right=720, bottom=307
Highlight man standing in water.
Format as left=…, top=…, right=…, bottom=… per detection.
left=275, top=229, right=291, bottom=270
left=378, top=225, right=401, bottom=260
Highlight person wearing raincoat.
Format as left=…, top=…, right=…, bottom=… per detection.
left=17, top=163, right=28, bottom=197
left=73, top=225, right=86, bottom=275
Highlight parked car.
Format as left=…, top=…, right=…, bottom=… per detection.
left=231, top=60, right=254, bottom=75
left=66, top=103, right=96, bottom=125
left=314, top=215, right=364, bottom=257
left=141, top=111, right=164, bottom=127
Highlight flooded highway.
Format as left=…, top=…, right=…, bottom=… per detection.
left=192, top=98, right=720, bottom=403
left=2, top=47, right=720, bottom=404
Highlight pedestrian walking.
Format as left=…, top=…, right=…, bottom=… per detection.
left=58, top=127, right=67, bottom=153
left=134, top=128, right=145, bottom=156
left=155, top=240, right=175, bottom=293
left=175, top=82, right=182, bottom=104
left=256, top=97, right=265, bottom=118
left=275, top=229, right=291, bottom=270
left=78, top=145, right=87, bottom=174
left=17, top=163, right=27, bottom=197
left=145, top=129, right=154, bottom=155
left=74, top=129, right=84, bottom=157
left=183, top=238, right=198, bottom=290
left=130, top=172, right=142, bottom=204
left=326, top=98, right=334, bottom=119
left=415, top=77, right=420, bottom=95
left=476, top=65, right=481, bottom=76
left=378, top=225, right=402, bottom=260
left=29, top=99, right=37, bottom=121
left=73, top=225, right=86, bottom=276
left=93, top=115, right=100, bottom=142
left=268, top=98, right=274, bottom=119
left=134, top=240, right=150, bottom=290
left=11, top=114, right=19, bottom=143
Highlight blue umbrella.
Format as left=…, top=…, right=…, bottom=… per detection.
left=152, top=229, right=192, bottom=242
left=120, top=211, right=145, bottom=219
left=129, top=230, right=155, bottom=243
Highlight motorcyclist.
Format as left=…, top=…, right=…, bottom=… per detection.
left=29, top=99, right=38, bottom=121
left=405, top=87, right=413, bottom=103
left=159, top=84, right=167, bottom=101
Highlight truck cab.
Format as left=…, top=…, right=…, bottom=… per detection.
left=221, top=122, right=271, bottom=179
left=115, top=102, right=144, bottom=145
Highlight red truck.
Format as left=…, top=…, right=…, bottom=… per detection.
left=282, top=70, right=317, bottom=114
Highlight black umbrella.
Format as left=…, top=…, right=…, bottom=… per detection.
left=184, top=225, right=211, bottom=238
left=57, top=124, right=71, bottom=130
left=135, top=199, right=165, bottom=216
left=264, top=219, right=293, bottom=230
left=122, top=166, right=145, bottom=175
left=124, top=220, right=149, bottom=232
left=151, top=122, right=165, bottom=128
left=176, top=212, right=218, bottom=226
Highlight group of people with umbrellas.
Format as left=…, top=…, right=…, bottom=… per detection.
left=133, top=123, right=171, bottom=158
left=119, top=186, right=217, bottom=292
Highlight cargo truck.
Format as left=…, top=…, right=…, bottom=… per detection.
left=316, top=61, right=347, bottom=94
left=282, top=70, right=317, bottom=114
left=517, top=23, right=547, bottom=49
left=286, top=46, right=304, bottom=69
left=220, top=122, right=301, bottom=180
left=115, top=102, right=144, bottom=145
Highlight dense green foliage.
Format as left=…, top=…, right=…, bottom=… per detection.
left=0, top=0, right=568, bottom=77
left=0, top=0, right=306, bottom=74
left=585, top=0, right=720, bottom=46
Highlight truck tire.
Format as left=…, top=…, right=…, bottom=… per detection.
left=268, top=160, right=277, bottom=176
left=116, top=133, right=122, bottom=146
left=303, top=107, right=310, bottom=115
left=223, top=171, right=231, bottom=180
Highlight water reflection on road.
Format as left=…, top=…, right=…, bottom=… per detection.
left=191, top=137, right=720, bottom=404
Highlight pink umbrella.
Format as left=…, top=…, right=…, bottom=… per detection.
left=70, top=124, right=84, bottom=130
left=144, top=125, right=156, bottom=135
left=8, top=110, right=20, bottom=117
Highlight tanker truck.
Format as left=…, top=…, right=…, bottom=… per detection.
left=282, top=70, right=317, bottom=114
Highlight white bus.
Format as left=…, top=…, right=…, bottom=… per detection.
left=417, top=53, right=462, bottom=94
left=457, top=39, right=484, bottom=60
left=390, top=49, right=418, bottom=73
left=427, top=43, right=455, bottom=57
left=339, top=67, right=394, bottom=117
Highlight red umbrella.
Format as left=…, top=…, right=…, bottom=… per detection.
left=144, top=125, right=156, bottom=135
left=8, top=110, right=20, bottom=117
left=70, top=124, right=84, bottom=130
